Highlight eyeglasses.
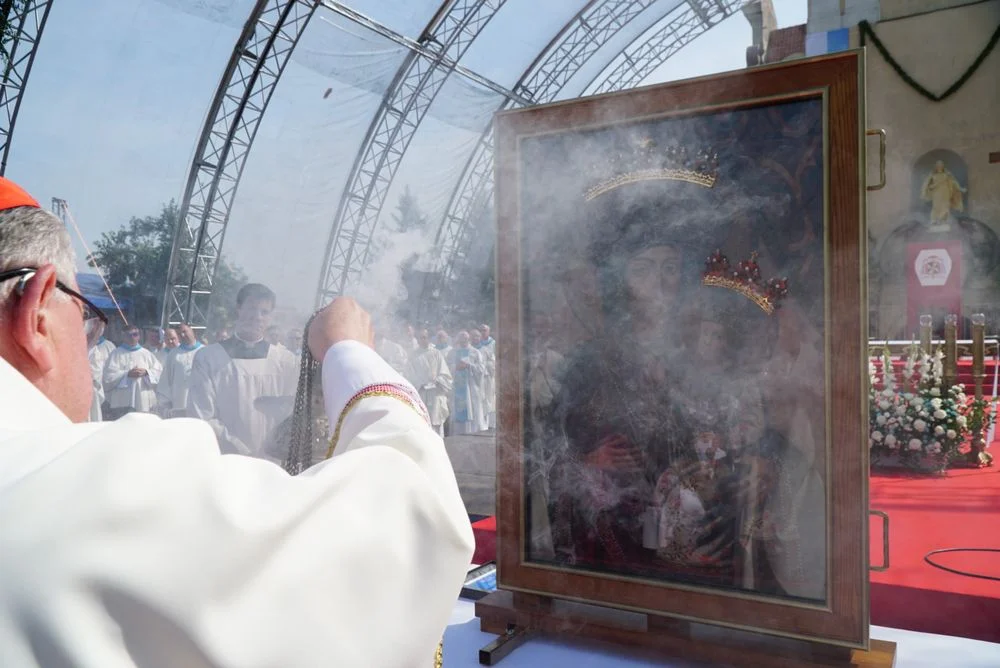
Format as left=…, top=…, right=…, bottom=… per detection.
left=0, top=267, right=110, bottom=341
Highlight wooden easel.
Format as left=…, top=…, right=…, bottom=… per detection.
left=475, top=590, right=897, bottom=667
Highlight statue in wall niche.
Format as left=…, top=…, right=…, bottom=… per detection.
left=921, top=160, right=967, bottom=227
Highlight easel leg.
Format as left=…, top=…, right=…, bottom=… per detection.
left=479, top=623, right=531, bottom=665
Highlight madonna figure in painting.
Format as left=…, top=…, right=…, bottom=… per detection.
left=529, top=141, right=824, bottom=601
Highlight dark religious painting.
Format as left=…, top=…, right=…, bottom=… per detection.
left=494, top=51, right=868, bottom=648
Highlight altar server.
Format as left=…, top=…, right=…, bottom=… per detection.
left=145, top=326, right=169, bottom=368
left=103, top=325, right=162, bottom=418
left=0, top=177, right=474, bottom=667
left=187, top=283, right=298, bottom=460
left=407, top=328, right=452, bottom=436
left=377, top=327, right=410, bottom=376
left=473, top=324, right=497, bottom=429
left=88, top=334, right=116, bottom=421
left=156, top=323, right=203, bottom=418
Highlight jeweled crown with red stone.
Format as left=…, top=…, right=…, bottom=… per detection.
left=702, top=250, right=789, bottom=315
left=584, top=138, right=719, bottom=202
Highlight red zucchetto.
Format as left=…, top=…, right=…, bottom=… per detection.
left=0, top=176, right=40, bottom=211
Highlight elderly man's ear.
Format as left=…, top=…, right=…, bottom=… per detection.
left=7, top=264, right=60, bottom=374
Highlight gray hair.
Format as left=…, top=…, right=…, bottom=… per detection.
left=0, top=206, right=78, bottom=303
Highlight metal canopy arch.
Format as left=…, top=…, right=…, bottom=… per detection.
left=0, top=0, right=53, bottom=176
left=431, top=0, right=667, bottom=287
left=431, top=0, right=744, bottom=292
left=585, top=0, right=741, bottom=95
left=315, top=0, right=669, bottom=308
left=162, top=0, right=746, bottom=324
left=314, top=0, right=511, bottom=308
left=162, top=0, right=317, bottom=329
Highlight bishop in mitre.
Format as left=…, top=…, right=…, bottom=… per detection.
left=0, top=177, right=474, bottom=667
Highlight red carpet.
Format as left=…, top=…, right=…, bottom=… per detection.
left=470, top=467, right=1000, bottom=642
left=869, top=466, right=1000, bottom=643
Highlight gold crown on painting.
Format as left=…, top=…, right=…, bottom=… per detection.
left=584, top=138, right=719, bottom=201
left=702, top=250, right=789, bottom=316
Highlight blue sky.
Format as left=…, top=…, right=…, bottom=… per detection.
left=11, top=0, right=808, bottom=312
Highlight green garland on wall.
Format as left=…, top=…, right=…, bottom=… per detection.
left=859, top=19, right=1000, bottom=103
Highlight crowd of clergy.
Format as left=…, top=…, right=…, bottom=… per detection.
left=379, top=323, right=497, bottom=437
left=87, top=298, right=497, bottom=460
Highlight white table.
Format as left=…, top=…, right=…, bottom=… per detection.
left=444, top=599, right=1000, bottom=667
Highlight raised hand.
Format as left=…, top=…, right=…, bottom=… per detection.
left=307, top=297, right=374, bottom=362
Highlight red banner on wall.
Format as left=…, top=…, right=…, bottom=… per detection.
left=906, top=240, right=963, bottom=335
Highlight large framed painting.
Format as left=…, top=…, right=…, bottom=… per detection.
left=493, top=51, right=868, bottom=649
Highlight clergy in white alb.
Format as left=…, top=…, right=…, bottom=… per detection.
left=434, top=329, right=452, bottom=359
left=103, top=325, right=162, bottom=419
left=88, top=335, right=116, bottom=422
left=407, top=328, right=453, bottom=436
left=187, top=283, right=298, bottom=460
left=377, top=332, right=410, bottom=376
left=0, top=184, right=474, bottom=667
left=447, top=330, right=489, bottom=434
left=472, top=325, right=497, bottom=430
left=156, top=323, right=204, bottom=418
left=145, top=327, right=170, bottom=369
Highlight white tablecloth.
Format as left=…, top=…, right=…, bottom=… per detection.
left=444, top=599, right=1000, bottom=667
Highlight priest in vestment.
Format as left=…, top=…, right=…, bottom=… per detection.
left=471, top=326, right=496, bottom=430
left=407, top=328, right=452, bottom=436
left=88, top=335, right=116, bottom=422
left=156, top=323, right=204, bottom=418
left=103, top=325, right=162, bottom=419
left=187, top=283, right=299, bottom=461
left=434, top=330, right=452, bottom=358
left=145, top=327, right=170, bottom=369
left=377, top=329, right=410, bottom=375
left=0, top=178, right=474, bottom=667
left=447, top=331, right=488, bottom=434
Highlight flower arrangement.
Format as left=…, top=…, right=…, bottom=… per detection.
left=868, top=344, right=972, bottom=472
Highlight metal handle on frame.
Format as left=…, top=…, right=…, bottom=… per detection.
left=866, top=129, right=887, bottom=192
left=870, top=509, right=890, bottom=572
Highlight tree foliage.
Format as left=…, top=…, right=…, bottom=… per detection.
left=390, top=185, right=428, bottom=234
left=87, top=201, right=247, bottom=330
left=0, top=0, right=27, bottom=69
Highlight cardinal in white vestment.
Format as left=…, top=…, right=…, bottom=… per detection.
left=88, top=335, right=116, bottom=422
left=447, top=331, right=488, bottom=434
left=472, top=325, right=497, bottom=430
left=187, top=283, right=299, bottom=461
left=407, top=329, right=452, bottom=436
left=103, top=325, right=162, bottom=419
left=156, top=323, right=204, bottom=418
left=0, top=180, right=474, bottom=667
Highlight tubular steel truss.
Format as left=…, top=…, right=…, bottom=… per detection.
left=432, top=0, right=664, bottom=287
left=432, top=0, right=743, bottom=292
left=162, top=0, right=317, bottom=329
left=0, top=0, right=53, bottom=175
left=585, top=0, right=739, bottom=94
left=314, top=0, right=508, bottom=307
